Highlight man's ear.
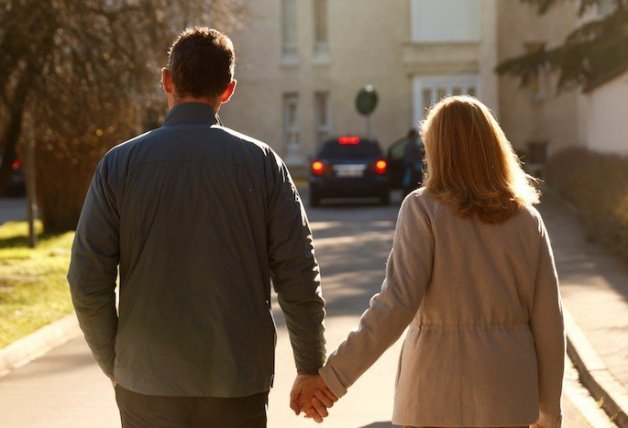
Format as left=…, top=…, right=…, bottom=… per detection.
left=219, top=80, right=237, bottom=104
left=161, top=68, right=174, bottom=95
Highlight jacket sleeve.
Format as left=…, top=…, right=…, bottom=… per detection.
left=319, top=194, right=434, bottom=397
left=67, top=159, right=119, bottom=378
left=266, top=152, right=326, bottom=374
left=530, top=218, right=565, bottom=428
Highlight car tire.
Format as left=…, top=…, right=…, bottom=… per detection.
left=379, top=191, right=390, bottom=206
left=310, top=190, right=321, bottom=207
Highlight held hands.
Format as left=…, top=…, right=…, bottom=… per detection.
left=290, top=374, right=338, bottom=423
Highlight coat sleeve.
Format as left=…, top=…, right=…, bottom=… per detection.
left=530, top=218, right=565, bottom=428
left=67, top=159, right=119, bottom=378
left=319, top=194, right=434, bottom=397
left=266, top=151, right=326, bottom=375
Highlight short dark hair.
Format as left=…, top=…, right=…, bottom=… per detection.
left=167, top=27, right=235, bottom=99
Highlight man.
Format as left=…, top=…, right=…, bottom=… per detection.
left=401, top=128, right=424, bottom=197
left=68, top=27, right=328, bottom=427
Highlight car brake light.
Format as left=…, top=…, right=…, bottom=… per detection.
left=11, top=160, right=21, bottom=170
left=311, top=161, right=325, bottom=175
left=338, top=136, right=360, bottom=145
left=375, top=160, right=387, bottom=174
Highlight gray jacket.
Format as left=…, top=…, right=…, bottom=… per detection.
left=68, top=102, right=326, bottom=397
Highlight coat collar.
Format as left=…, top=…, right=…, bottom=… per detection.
left=162, top=102, right=220, bottom=127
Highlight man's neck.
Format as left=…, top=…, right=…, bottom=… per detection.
left=169, top=96, right=220, bottom=112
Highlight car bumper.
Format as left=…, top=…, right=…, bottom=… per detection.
left=309, top=176, right=389, bottom=197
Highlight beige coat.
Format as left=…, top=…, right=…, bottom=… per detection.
left=319, top=189, right=565, bottom=428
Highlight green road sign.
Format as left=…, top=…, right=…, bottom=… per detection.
left=356, top=84, right=378, bottom=116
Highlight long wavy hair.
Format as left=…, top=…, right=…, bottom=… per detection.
left=420, top=96, right=539, bottom=224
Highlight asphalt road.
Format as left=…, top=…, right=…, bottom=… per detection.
left=0, top=190, right=608, bottom=427
left=0, top=197, right=26, bottom=224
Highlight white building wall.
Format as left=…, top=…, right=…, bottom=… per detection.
left=497, top=1, right=581, bottom=157
left=585, top=71, right=628, bottom=155
left=478, top=0, right=498, bottom=115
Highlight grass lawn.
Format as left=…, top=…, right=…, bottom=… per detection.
left=0, top=221, right=75, bottom=348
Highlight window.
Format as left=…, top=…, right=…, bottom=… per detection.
left=283, top=93, right=301, bottom=164
left=598, top=0, right=615, bottom=16
left=314, top=91, right=331, bottom=145
left=313, top=0, right=328, bottom=53
left=525, top=42, right=548, bottom=102
left=413, top=75, right=478, bottom=123
left=422, top=89, right=432, bottom=114
left=411, top=0, right=480, bottom=42
left=282, top=0, right=298, bottom=60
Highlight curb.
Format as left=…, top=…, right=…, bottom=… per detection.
left=564, top=306, right=628, bottom=427
left=0, top=314, right=81, bottom=378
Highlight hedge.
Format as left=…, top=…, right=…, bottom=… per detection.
left=546, top=147, right=628, bottom=261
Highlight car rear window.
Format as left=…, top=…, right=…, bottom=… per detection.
left=318, top=139, right=382, bottom=159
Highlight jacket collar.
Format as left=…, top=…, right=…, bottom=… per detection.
left=162, top=102, right=220, bottom=127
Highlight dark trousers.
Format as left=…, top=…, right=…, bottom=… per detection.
left=115, top=385, right=268, bottom=428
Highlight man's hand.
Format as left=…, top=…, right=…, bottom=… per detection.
left=290, top=374, right=338, bottom=423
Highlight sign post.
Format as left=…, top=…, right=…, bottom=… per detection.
left=355, top=84, right=378, bottom=137
left=26, top=139, right=37, bottom=248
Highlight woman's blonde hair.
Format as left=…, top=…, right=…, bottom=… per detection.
left=420, top=95, right=539, bottom=223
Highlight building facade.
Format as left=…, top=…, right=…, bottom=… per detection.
left=219, top=0, right=615, bottom=174
left=220, top=0, right=499, bottom=171
left=496, top=0, right=582, bottom=160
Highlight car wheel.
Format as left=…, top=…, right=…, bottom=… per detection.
left=379, top=191, right=390, bottom=206
left=310, top=190, right=321, bottom=207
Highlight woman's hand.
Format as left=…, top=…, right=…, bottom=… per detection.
left=290, top=374, right=338, bottom=423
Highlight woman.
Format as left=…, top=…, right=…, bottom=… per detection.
left=295, top=96, right=565, bottom=428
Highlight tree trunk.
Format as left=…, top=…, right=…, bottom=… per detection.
left=0, top=73, right=30, bottom=195
left=0, top=108, right=22, bottom=194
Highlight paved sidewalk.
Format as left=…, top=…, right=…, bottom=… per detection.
left=539, top=189, right=628, bottom=393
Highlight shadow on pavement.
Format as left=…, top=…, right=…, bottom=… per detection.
left=539, top=190, right=628, bottom=305
left=0, top=351, right=96, bottom=381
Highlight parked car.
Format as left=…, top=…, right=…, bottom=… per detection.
left=309, top=136, right=390, bottom=206
left=0, top=157, right=26, bottom=197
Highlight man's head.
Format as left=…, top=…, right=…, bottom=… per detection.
left=162, top=27, right=236, bottom=109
